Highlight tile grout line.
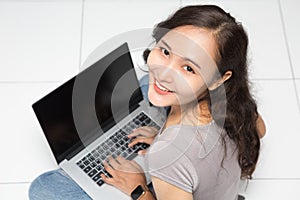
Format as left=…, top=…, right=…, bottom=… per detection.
left=252, top=178, right=300, bottom=180
left=0, top=81, right=60, bottom=84
left=0, top=182, right=31, bottom=185
left=251, top=78, right=294, bottom=81
left=1, top=178, right=300, bottom=185
left=78, top=0, right=85, bottom=71
left=278, top=0, right=300, bottom=114
left=0, top=78, right=296, bottom=84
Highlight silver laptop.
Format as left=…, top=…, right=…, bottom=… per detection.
left=32, top=43, right=165, bottom=199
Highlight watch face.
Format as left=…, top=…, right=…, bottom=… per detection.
left=131, top=185, right=145, bottom=200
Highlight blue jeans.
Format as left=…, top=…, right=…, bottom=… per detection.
left=29, top=169, right=92, bottom=200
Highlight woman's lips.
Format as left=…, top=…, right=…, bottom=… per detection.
left=154, top=80, right=173, bottom=95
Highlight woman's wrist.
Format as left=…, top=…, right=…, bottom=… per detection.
left=139, top=189, right=155, bottom=200
left=131, top=184, right=155, bottom=200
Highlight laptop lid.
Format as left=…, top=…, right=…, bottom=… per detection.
left=32, top=43, right=143, bottom=164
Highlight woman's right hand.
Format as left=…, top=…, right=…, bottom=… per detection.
left=127, top=126, right=159, bottom=155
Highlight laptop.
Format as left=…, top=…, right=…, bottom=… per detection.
left=32, top=43, right=165, bottom=199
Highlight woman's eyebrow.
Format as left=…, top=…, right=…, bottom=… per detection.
left=184, top=57, right=201, bottom=69
left=161, top=39, right=172, bottom=50
left=161, top=39, right=201, bottom=69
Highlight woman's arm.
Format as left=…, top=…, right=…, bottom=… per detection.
left=151, top=176, right=193, bottom=200
left=256, top=114, right=266, bottom=138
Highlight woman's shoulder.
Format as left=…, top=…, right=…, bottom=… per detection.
left=150, top=121, right=223, bottom=158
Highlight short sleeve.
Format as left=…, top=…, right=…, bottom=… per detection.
left=147, top=140, right=197, bottom=193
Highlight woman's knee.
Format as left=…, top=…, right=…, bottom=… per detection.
left=29, top=170, right=63, bottom=199
left=28, top=169, right=91, bottom=200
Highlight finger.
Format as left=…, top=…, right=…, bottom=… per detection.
left=128, top=126, right=156, bottom=138
left=103, top=160, right=117, bottom=178
left=147, top=126, right=159, bottom=132
left=128, top=137, right=146, bottom=147
left=137, top=149, right=147, bottom=155
left=107, top=156, right=120, bottom=169
left=100, top=173, right=114, bottom=185
left=127, top=130, right=141, bottom=138
left=115, top=155, right=127, bottom=164
left=129, top=136, right=153, bottom=148
left=144, top=125, right=159, bottom=133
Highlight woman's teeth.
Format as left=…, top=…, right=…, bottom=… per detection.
left=156, top=80, right=171, bottom=92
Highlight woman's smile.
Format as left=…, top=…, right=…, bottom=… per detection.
left=153, top=79, right=174, bottom=95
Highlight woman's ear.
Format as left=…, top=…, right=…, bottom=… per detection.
left=208, top=71, right=232, bottom=90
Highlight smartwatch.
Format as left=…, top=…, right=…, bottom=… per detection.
left=131, top=185, right=149, bottom=200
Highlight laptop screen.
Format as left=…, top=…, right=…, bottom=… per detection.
left=32, top=43, right=143, bottom=163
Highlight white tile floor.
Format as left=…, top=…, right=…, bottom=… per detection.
left=280, top=0, right=300, bottom=78
left=0, top=0, right=81, bottom=82
left=0, top=0, right=299, bottom=199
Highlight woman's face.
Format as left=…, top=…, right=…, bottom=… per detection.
left=147, top=25, right=218, bottom=107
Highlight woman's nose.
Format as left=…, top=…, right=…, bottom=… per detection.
left=156, top=64, right=174, bottom=83
left=157, top=56, right=182, bottom=82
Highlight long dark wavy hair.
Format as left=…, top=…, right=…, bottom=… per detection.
left=143, top=5, right=260, bottom=179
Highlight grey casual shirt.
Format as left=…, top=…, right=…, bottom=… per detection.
left=146, top=121, right=241, bottom=200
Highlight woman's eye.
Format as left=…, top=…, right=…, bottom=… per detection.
left=161, top=48, right=170, bottom=56
left=183, top=66, right=195, bottom=73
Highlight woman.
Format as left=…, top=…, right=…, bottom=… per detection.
left=29, top=5, right=266, bottom=200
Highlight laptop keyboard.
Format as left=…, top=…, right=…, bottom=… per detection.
left=76, top=112, right=160, bottom=187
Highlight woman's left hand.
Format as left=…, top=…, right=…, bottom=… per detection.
left=101, top=156, right=147, bottom=196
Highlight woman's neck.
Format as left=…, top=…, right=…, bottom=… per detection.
left=165, top=100, right=212, bottom=128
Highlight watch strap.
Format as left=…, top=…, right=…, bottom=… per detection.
left=131, top=185, right=149, bottom=200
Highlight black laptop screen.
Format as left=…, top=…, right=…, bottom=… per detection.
left=32, top=43, right=143, bottom=163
